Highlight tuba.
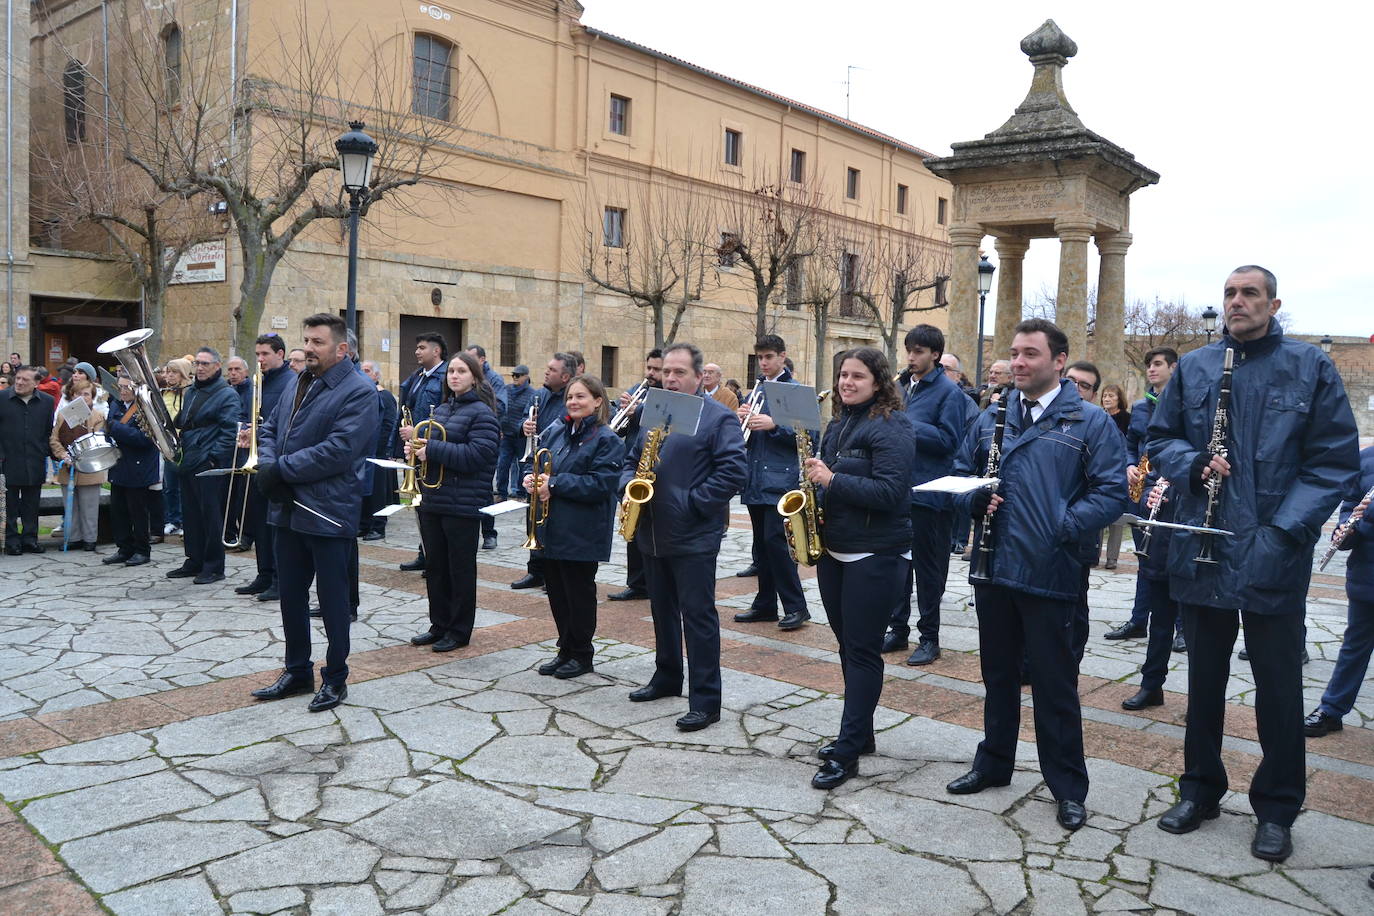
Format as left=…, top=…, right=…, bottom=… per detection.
left=96, top=328, right=181, bottom=463
left=777, top=428, right=823, bottom=566
left=617, top=425, right=664, bottom=542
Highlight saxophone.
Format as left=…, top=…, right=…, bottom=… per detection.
left=617, top=425, right=664, bottom=542
left=777, top=428, right=823, bottom=565
left=1128, top=453, right=1151, bottom=503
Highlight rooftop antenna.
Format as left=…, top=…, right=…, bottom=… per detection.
left=845, top=65, right=865, bottom=120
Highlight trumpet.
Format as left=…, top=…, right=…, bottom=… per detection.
left=522, top=448, right=553, bottom=550
left=395, top=407, right=422, bottom=508
left=221, top=364, right=263, bottom=548
left=618, top=425, right=664, bottom=541
left=413, top=406, right=446, bottom=490
left=521, top=400, right=540, bottom=461
left=610, top=380, right=650, bottom=433
left=740, top=379, right=765, bottom=443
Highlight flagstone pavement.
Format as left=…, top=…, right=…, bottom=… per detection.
left=0, top=501, right=1370, bottom=915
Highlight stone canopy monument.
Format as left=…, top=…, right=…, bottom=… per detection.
left=925, top=20, right=1159, bottom=390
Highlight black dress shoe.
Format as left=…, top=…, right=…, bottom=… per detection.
left=4, top=546, right=20, bottom=556
left=1122, top=687, right=1165, bottom=711
left=21, top=543, right=44, bottom=554
left=946, top=769, right=1012, bottom=795
left=103, top=553, right=133, bottom=565
left=83, top=542, right=98, bottom=552
left=124, top=555, right=150, bottom=567
left=1251, top=822, right=1292, bottom=862
left=1304, top=709, right=1343, bottom=737
left=432, top=636, right=467, bottom=652
left=1301, top=647, right=1310, bottom=665
left=608, top=588, right=648, bottom=601
left=553, top=658, right=593, bottom=679
left=907, top=641, right=941, bottom=666
left=629, top=684, right=681, bottom=702
left=482, top=535, right=498, bottom=550
left=256, top=585, right=279, bottom=602
left=1172, top=632, right=1187, bottom=653
left=880, top=630, right=909, bottom=653
left=399, top=556, right=426, bottom=571
left=193, top=572, right=225, bottom=585
left=1104, top=622, right=1147, bottom=640
left=1157, top=799, right=1220, bottom=834
left=1237, top=646, right=1249, bottom=661
left=818, top=737, right=875, bottom=760
left=1057, top=800, right=1088, bottom=831
left=166, top=565, right=196, bottom=578
left=676, top=710, right=719, bottom=732
left=64, top=540, right=87, bottom=551
left=361, top=531, right=385, bottom=541
left=537, top=656, right=567, bottom=675
left=734, top=564, right=758, bottom=577
left=235, top=577, right=270, bottom=595
left=251, top=672, right=315, bottom=700
left=733, top=608, right=779, bottom=623
left=778, top=610, right=811, bottom=630
left=411, top=630, right=441, bottom=646
left=510, top=574, right=544, bottom=590
left=307, top=683, right=347, bottom=713
left=811, top=758, right=859, bottom=790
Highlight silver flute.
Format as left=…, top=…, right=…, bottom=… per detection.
left=1318, top=483, right=1374, bottom=571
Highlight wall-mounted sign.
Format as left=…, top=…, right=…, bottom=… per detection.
left=419, top=4, right=452, bottom=21
left=168, top=240, right=227, bottom=285
left=381, top=338, right=391, bottom=353
left=15, top=315, right=26, bottom=329
left=271, top=316, right=289, bottom=329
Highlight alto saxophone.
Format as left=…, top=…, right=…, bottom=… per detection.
left=1129, top=453, right=1151, bottom=503
left=618, top=425, right=664, bottom=542
left=777, top=428, right=823, bottom=566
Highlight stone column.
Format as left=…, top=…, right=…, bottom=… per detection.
left=991, top=236, right=1030, bottom=367
left=946, top=224, right=985, bottom=373
left=1094, top=231, right=1133, bottom=391
left=1054, top=217, right=1096, bottom=362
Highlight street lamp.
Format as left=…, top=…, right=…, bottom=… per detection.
left=974, top=253, right=995, bottom=390
left=335, top=120, right=378, bottom=339
left=1201, top=305, right=1218, bottom=344
left=1320, top=335, right=1333, bottom=355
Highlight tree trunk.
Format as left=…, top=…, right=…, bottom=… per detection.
left=235, top=240, right=276, bottom=358
left=813, top=309, right=830, bottom=388
left=652, top=302, right=666, bottom=349
left=142, top=276, right=166, bottom=364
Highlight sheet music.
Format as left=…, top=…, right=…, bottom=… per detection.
left=58, top=397, right=92, bottom=429
left=912, top=475, right=1000, bottom=494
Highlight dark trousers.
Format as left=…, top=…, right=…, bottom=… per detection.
left=889, top=506, right=953, bottom=643
left=626, top=537, right=646, bottom=591
left=253, top=490, right=277, bottom=584
left=147, top=489, right=165, bottom=541
left=277, top=526, right=352, bottom=687
left=225, top=472, right=251, bottom=545
left=746, top=504, right=806, bottom=616
left=418, top=511, right=480, bottom=641
left=109, top=484, right=153, bottom=558
left=643, top=551, right=722, bottom=713
left=496, top=436, right=523, bottom=498
left=162, top=457, right=182, bottom=527
left=545, top=558, right=599, bottom=665
left=480, top=496, right=496, bottom=539
left=178, top=472, right=226, bottom=575
left=819, top=553, right=907, bottom=760
left=1129, top=530, right=1183, bottom=635
left=4, top=484, right=41, bottom=548
left=1073, top=564, right=1091, bottom=663
left=1138, top=577, right=1181, bottom=692
left=1319, top=596, right=1374, bottom=719
left=973, top=584, right=1088, bottom=802
left=1180, top=604, right=1305, bottom=825
left=360, top=466, right=394, bottom=535
left=527, top=550, right=545, bottom=579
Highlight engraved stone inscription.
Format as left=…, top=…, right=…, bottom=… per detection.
left=1084, top=182, right=1125, bottom=230
left=958, top=178, right=1069, bottom=222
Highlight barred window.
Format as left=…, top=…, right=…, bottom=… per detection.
left=603, top=207, right=626, bottom=248
left=840, top=252, right=861, bottom=316
left=499, top=321, right=520, bottom=367
left=413, top=34, right=455, bottom=120
left=63, top=60, right=87, bottom=143
left=163, top=25, right=182, bottom=106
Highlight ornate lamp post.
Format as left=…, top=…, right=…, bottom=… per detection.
left=1202, top=305, right=1218, bottom=344
left=975, top=253, right=996, bottom=388
left=335, top=121, right=378, bottom=338
left=1320, top=335, right=1333, bottom=355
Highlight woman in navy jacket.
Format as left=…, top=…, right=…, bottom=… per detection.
left=407, top=352, right=500, bottom=653
left=103, top=381, right=161, bottom=566
left=802, top=347, right=915, bottom=789
left=524, top=375, right=625, bottom=678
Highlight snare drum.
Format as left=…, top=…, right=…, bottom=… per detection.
left=68, top=432, right=122, bottom=474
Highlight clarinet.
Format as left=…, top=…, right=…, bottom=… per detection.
left=969, top=386, right=1009, bottom=583
left=1318, top=482, right=1374, bottom=571
left=1194, top=347, right=1234, bottom=565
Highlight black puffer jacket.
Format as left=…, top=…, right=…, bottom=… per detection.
left=415, top=390, right=500, bottom=518
left=816, top=399, right=915, bottom=555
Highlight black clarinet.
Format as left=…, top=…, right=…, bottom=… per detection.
left=969, top=386, right=1009, bottom=583
left=1194, top=347, right=1234, bottom=565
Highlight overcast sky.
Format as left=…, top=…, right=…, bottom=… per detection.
left=581, top=0, right=1374, bottom=339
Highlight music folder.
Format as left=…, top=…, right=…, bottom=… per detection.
left=762, top=381, right=822, bottom=431
left=640, top=388, right=703, bottom=437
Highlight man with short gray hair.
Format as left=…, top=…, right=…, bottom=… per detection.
left=169, top=346, right=240, bottom=584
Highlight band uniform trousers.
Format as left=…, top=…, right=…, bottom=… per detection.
left=1073, top=563, right=1091, bottom=664
left=3, top=484, right=41, bottom=548
left=109, top=484, right=153, bottom=558
left=418, top=511, right=480, bottom=642
left=819, top=553, right=908, bottom=760
left=480, top=491, right=497, bottom=539
left=889, top=505, right=953, bottom=643
left=643, top=551, right=722, bottom=713
left=1319, top=596, right=1374, bottom=719
left=179, top=471, right=228, bottom=576
left=247, top=480, right=277, bottom=585
left=746, top=504, right=807, bottom=617
left=1180, top=604, right=1305, bottom=826
left=360, top=465, right=394, bottom=535
left=625, top=537, right=647, bottom=592
left=973, top=584, right=1089, bottom=803
left=277, top=526, right=352, bottom=687
left=544, top=558, right=599, bottom=665
left=1138, top=581, right=1183, bottom=693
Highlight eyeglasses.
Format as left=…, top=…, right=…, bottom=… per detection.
left=1070, top=378, right=1097, bottom=392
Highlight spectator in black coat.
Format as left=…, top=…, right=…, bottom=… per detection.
left=359, top=360, right=399, bottom=539
left=1, top=367, right=55, bottom=554
left=169, top=347, right=240, bottom=584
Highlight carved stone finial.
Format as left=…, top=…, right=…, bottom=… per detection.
left=1020, top=20, right=1078, bottom=61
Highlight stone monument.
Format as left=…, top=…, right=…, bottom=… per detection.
left=925, top=20, right=1159, bottom=390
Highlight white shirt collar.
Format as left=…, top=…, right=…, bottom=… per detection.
left=1019, top=381, right=1062, bottom=423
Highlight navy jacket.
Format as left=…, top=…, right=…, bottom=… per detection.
left=483, top=363, right=508, bottom=417
left=259, top=358, right=378, bottom=537
left=1336, top=447, right=1374, bottom=599
left=1125, top=393, right=1157, bottom=466
left=175, top=374, right=240, bottom=475
left=741, top=369, right=809, bottom=506
left=534, top=386, right=567, bottom=436
left=233, top=379, right=253, bottom=423
left=414, top=391, right=500, bottom=518
left=899, top=365, right=968, bottom=511
left=816, top=400, right=916, bottom=554
left=0, top=389, right=55, bottom=485
left=538, top=417, right=625, bottom=562
left=369, top=388, right=399, bottom=497
left=619, top=393, right=747, bottom=558
left=105, top=409, right=160, bottom=488
left=396, top=364, right=446, bottom=456
left=502, top=380, right=537, bottom=438
left=259, top=363, right=295, bottom=420
left=954, top=381, right=1128, bottom=601
left=1148, top=323, right=1360, bottom=614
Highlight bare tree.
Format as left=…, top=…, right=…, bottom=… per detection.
left=1122, top=296, right=1212, bottom=368
left=844, top=228, right=950, bottom=365
left=777, top=238, right=842, bottom=388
